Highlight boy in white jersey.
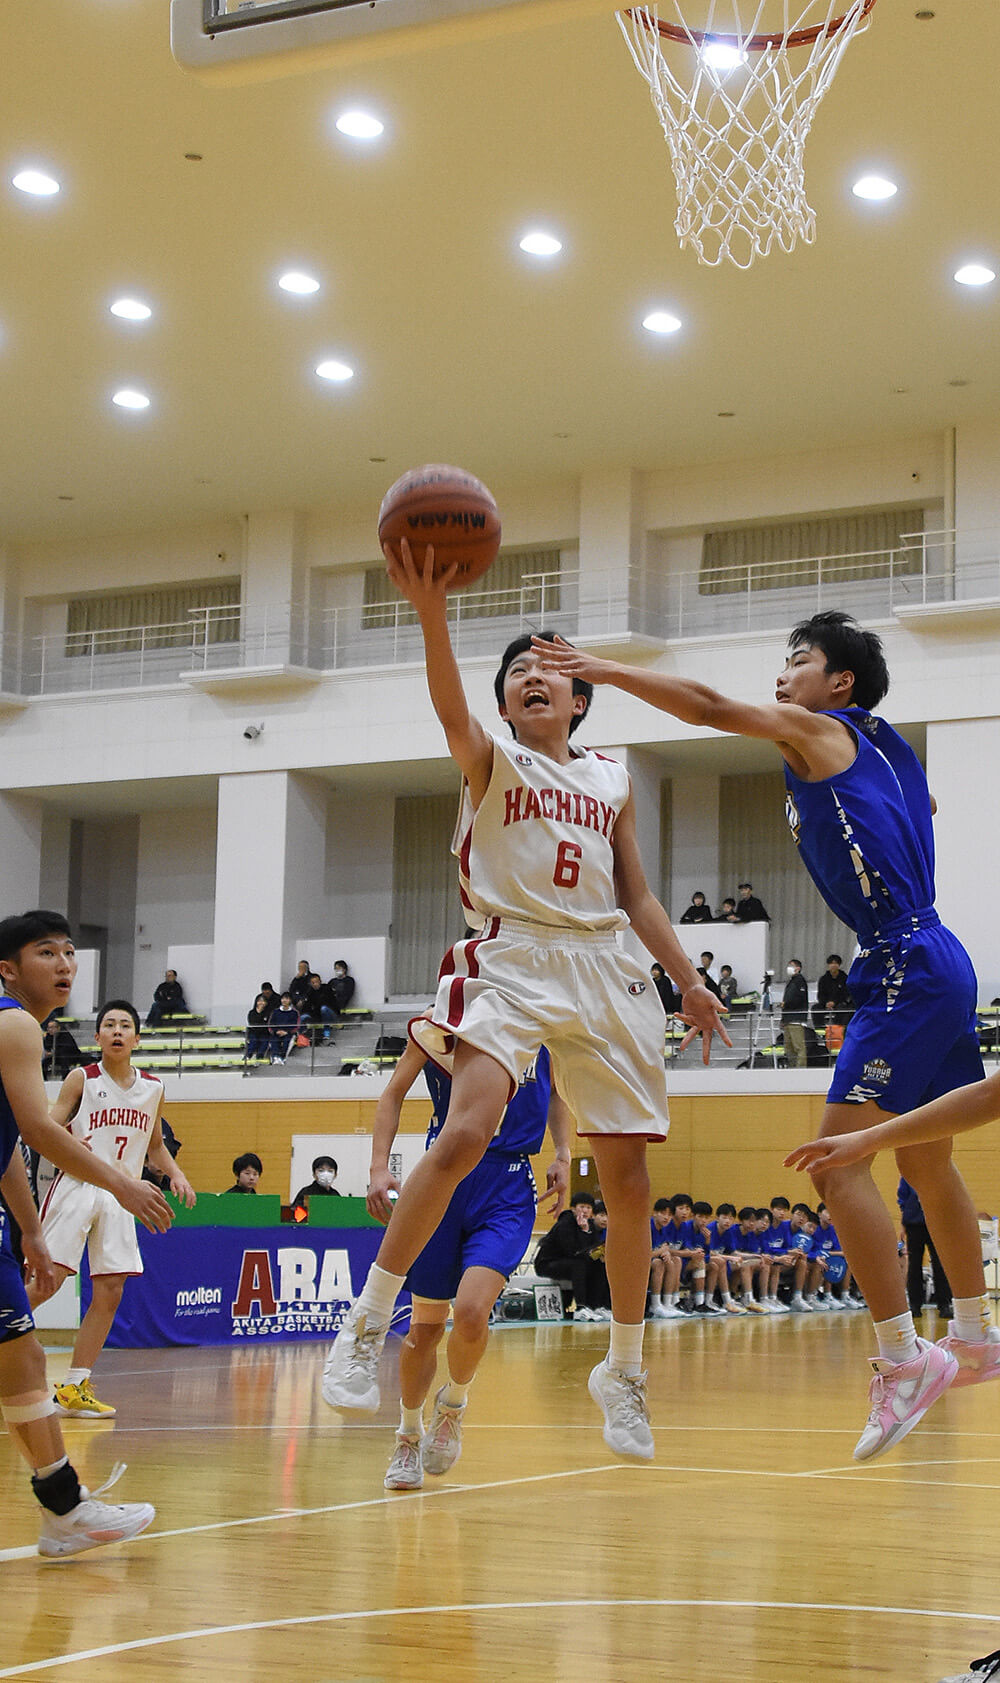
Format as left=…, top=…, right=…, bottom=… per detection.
left=28, top=999, right=195, bottom=1418
left=323, top=539, right=729, bottom=1458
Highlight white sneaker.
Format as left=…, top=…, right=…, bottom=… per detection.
left=853, top=1337, right=959, bottom=1462
left=592, top=1307, right=613, bottom=1323
left=588, top=1361, right=653, bottom=1459
left=790, top=1296, right=814, bottom=1313
left=420, top=1388, right=466, bottom=1475
left=826, top=1295, right=848, bottom=1310
left=660, top=1303, right=686, bottom=1319
left=768, top=1299, right=791, bottom=1315
left=384, top=1433, right=423, bottom=1491
left=38, top=1466, right=154, bottom=1559
left=723, top=1299, right=746, bottom=1315
left=322, top=1309, right=388, bottom=1411
left=648, top=1302, right=670, bottom=1320
left=573, top=1306, right=595, bottom=1322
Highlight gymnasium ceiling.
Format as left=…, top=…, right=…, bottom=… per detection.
left=1, top=0, right=996, bottom=546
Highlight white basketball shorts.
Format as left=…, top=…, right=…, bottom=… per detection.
left=40, top=1176, right=143, bottom=1277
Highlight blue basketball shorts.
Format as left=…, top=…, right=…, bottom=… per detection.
left=829, top=923, right=984, bottom=1115
left=0, top=1208, right=34, bottom=1344
left=406, top=1152, right=537, bottom=1302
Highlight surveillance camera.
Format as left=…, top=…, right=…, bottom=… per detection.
left=243, top=723, right=263, bottom=741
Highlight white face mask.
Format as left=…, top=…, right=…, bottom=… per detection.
left=315, top=1170, right=336, bottom=1188
left=786, top=966, right=798, bottom=976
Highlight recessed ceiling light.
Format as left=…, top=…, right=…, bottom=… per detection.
left=948, top=378, right=971, bottom=387
left=316, top=359, right=354, bottom=383
left=852, top=174, right=898, bottom=201
left=335, top=110, right=384, bottom=140
left=278, top=271, right=320, bottom=295
left=112, top=388, right=151, bottom=410
left=955, top=263, right=995, bottom=287
left=110, top=298, right=152, bottom=321
left=717, top=410, right=735, bottom=418
left=702, top=40, right=745, bottom=70
left=12, top=168, right=60, bottom=197
left=642, top=310, right=682, bottom=335
left=519, top=230, right=562, bottom=257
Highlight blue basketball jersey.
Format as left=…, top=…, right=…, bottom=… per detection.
left=783, top=707, right=937, bottom=946
left=423, top=1044, right=552, bottom=1158
left=0, top=997, right=25, bottom=1179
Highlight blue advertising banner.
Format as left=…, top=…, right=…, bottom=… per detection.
left=81, top=1224, right=407, bottom=1348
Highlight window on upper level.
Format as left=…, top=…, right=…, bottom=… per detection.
left=699, top=508, right=925, bottom=597
left=361, top=547, right=563, bottom=630
left=64, top=578, right=241, bottom=655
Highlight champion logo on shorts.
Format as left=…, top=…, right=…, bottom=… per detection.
left=515, top=752, right=533, bottom=766
left=862, top=1057, right=892, bottom=1084
left=628, top=981, right=647, bottom=996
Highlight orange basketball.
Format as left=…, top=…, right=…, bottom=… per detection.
left=378, top=463, right=501, bottom=590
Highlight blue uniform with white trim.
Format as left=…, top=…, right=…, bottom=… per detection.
left=784, top=706, right=983, bottom=1113
left=406, top=1046, right=552, bottom=1302
left=0, top=996, right=35, bottom=1342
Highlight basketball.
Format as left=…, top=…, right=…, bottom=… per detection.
left=378, top=464, right=501, bottom=590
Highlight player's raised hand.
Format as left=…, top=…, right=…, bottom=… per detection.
left=530, top=633, right=617, bottom=687
left=539, top=1154, right=570, bottom=1217
left=783, top=1129, right=875, bottom=1174
left=116, top=1176, right=173, bottom=1234
left=383, top=536, right=457, bottom=612
left=367, top=1165, right=402, bottom=1225
left=676, top=984, right=733, bottom=1065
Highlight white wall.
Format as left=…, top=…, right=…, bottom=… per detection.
left=135, top=807, right=218, bottom=1012
left=323, top=788, right=393, bottom=938
left=291, top=938, right=387, bottom=1009
left=927, top=717, right=1000, bottom=1001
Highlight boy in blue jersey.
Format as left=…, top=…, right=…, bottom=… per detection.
left=354, top=1017, right=570, bottom=1491
left=691, top=1201, right=725, bottom=1313
left=805, top=1204, right=849, bottom=1309
left=706, top=1204, right=745, bottom=1314
left=0, top=911, right=171, bottom=1556
left=536, top=612, right=996, bottom=1459
left=662, top=1194, right=708, bottom=1313
left=649, top=1197, right=684, bottom=1317
left=723, top=1207, right=768, bottom=1312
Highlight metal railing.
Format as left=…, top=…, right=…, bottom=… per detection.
left=13, top=528, right=1000, bottom=698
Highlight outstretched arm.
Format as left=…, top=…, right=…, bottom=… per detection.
left=531, top=637, right=852, bottom=778
left=385, top=538, right=494, bottom=805
left=784, top=1069, right=1000, bottom=1173
left=367, top=1037, right=428, bottom=1223
left=538, top=1086, right=573, bottom=1217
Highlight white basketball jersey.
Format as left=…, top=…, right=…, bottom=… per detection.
left=454, top=733, right=631, bottom=933
left=71, top=1062, right=162, bottom=1178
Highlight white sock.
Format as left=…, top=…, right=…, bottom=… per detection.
left=608, top=1319, right=644, bottom=1376
left=34, top=1455, right=69, bottom=1481
left=875, top=1310, right=920, bottom=1364
left=65, top=1368, right=91, bottom=1388
left=664, top=1293, right=676, bottom=1307
left=694, top=1290, right=705, bottom=1305
left=440, top=1379, right=468, bottom=1408
left=953, top=1294, right=992, bottom=1342
left=722, top=1291, right=735, bottom=1304
left=355, top=1264, right=405, bottom=1325
left=399, top=1404, right=424, bottom=1437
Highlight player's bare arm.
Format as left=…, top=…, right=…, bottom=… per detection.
left=0, top=1151, right=59, bottom=1299
left=786, top=1068, right=1000, bottom=1174
left=612, top=793, right=732, bottom=1062
left=384, top=536, right=494, bottom=805
left=49, top=1064, right=85, bottom=1128
left=0, top=1010, right=172, bottom=1233
left=147, top=1101, right=196, bottom=1208
left=532, top=636, right=856, bottom=782
left=367, top=1037, right=428, bottom=1222
left=539, top=1088, right=572, bottom=1216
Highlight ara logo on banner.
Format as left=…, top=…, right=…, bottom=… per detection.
left=230, top=1247, right=356, bottom=1337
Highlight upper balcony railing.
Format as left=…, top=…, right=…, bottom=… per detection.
left=11, top=528, right=1000, bottom=698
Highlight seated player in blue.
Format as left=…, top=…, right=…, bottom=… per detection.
left=706, top=1204, right=745, bottom=1314
left=757, top=1204, right=797, bottom=1313
left=662, top=1193, right=707, bottom=1313
left=806, top=1203, right=859, bottom=1310
left=648, top=1198, right=684, bottom=1319
left=723, top=1206, right=767, bottom=1313
left=690, top=1202, right=724, bottom=1313
left=536, top=612, right=996, bottom=1459
left=363, top=1014, right=570, bottom=1492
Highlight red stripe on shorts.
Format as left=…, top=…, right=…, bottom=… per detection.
left=445, top=918, right=499, bottom=1027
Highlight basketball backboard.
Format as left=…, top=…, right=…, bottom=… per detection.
left=170, top=0, right=615, bottom=83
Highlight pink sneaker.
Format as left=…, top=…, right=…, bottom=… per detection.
left=854, top=1337, right=959, bottom=1462
left=937, top=1325, right=1000, bottom=1389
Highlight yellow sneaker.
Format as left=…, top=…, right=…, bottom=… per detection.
left=54, top=1380, right=117, bottom=1419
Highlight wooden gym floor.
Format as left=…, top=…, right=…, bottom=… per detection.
left=2, top=1313, right=999, bottom=1682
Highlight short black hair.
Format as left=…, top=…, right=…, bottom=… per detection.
left=592, top=1199, right=607, bottom=1216
left=0, top=910, right=73, bottom=963
left=700, top=951, right=714, bottom=964
left=738, top=882, right=752, bottom=891
left=311, top=1155, right=338, bottom=1175
left=792, top=1201, right=812, bottom=1217
left=571, top=1190, right=595, bottom=1208
left=692, top=891, right=705, bottom=901
left=738, top=1205, right=756, bottom=1222
left=827, top=953, right=843, bottom=965
left=669, top=1193, right=693, bottom=1212
left=96, top=998, right=140, bottom=1034
left=652, top=1197, right=670, bottom=1212
left=770, top=1196, right=790, bottom=1211
left=754, top=1208, right=771, bottom=1222
left=334, top=959, right=350, bottom=972
left=493, top=631, right=593, bottom=737
left=233, top=1152, right=262, bottom=1176
left=716, top=1203, right=736, bottom=1218
left=722, top=897, right=735, bottom=908
left=720, top=964, right=732, bottom=976
left=789, top=959, right=802, bottom=969
left=693, top=1201, right=713, bottom=1217
left=788, top=610, right=889, bottom=711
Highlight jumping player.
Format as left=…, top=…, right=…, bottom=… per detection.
left=534, top=612, right=996, bottom=1460
left=323, top=539, right=728, bottom=1459
left=367, top=1020, right=570, bottom=1490
left=27, top=999, right=195, bottom=1417
left=0, top=910, right=171, bottom=1556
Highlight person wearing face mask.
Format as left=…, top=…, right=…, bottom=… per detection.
left=291, top=1155, right=342, bottom=1221
left=781, top=960, right=810, bottom=1068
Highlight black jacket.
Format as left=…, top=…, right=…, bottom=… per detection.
left=534, top=1210, right=595, bottom=1273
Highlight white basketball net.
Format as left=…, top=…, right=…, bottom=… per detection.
left=617, top=1, right=877, bottom=268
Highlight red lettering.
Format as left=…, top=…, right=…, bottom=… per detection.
left=503, top=787, right=524, bottom=826
left=554, top=789, right=573, bottom=822
left=523, top=788, right=542, bottom=821
left=539, top=788, right=554, bottom=818
left=600, top=801, right=616, bottom=837
left=232, top=1250, right=278, bottom=1318
left=554, top=840, right=583, bottom=889
left=582, top=796, right=599, bottom=830
left=572, top=793, right=584, bottom=825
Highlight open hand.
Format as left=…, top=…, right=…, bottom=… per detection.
left=677, top=984, right=733, bottom=1065
left=21, top=1232, right=58, bottom=1299
left=384, top=536, right=458, bottom=611
left=118, top=1177, right=173, bottom=1234
left=530, top=633, right=616, bottom=687
left=783, top=1129, right=875, bottom=1174
left=538, top=1156, right=570, bottom=1218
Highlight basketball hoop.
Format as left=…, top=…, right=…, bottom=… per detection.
left=617, top=1, right=879, bottom=268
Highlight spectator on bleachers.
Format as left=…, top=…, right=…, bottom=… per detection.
left=41, top=1011, right=84, bottom=1080
left=707, top=1204, right=745, bottom=1314
left=288, top=961, right=313, bottom=1011
left=716, top=897, right=738, bottom=922
left=691, top=1201, right=724, bottom=1313
left=246, top=995, right=271, bottom=1061
left=142, top=1116, right=182, bottom=1191
left=813, top=953, right=854, bottom=1030
left=258, top=982, right=279, bottom=1019
left=328, top=960, right=356, bottom=1017
left=226, top=1152, right=262, bottom=1194
left=679, top=891, right=714, bottom=925
left=718, top=964, right=738, bottom=1007
left=781, top=959, right=809, bottom=1067
left=146, top=969, right=188, bottom=1027
left=650, top=963, right=680, bottom=1017
left=758, top=1201, right=803, bottom=1312
left=733, top=882, right=770, bottom=922
left=292, top=1155, right=342, bottom=1220
left=301, top=973, right=336, bottom=1043
left=699, top=953, right=723, bottom=1002
left=534, top=1192, right=609, bottom=1321
left=268, top=993, right=299, bottom=1064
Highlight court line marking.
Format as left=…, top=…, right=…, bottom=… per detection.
left=2, top=1596, right=998, bottom=1677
